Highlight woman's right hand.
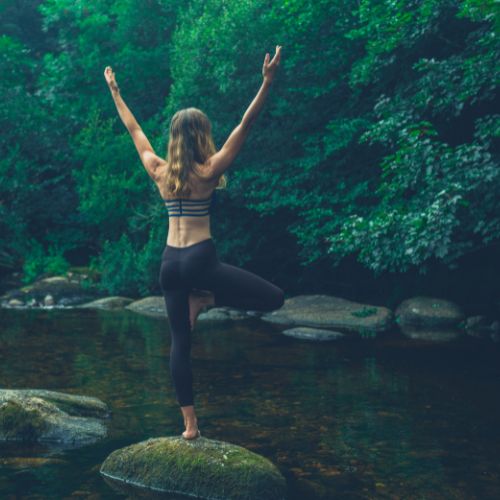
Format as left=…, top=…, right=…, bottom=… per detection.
left=104, top=66, right=120, bottom=93
left=262, top=45, right=282, bottom=84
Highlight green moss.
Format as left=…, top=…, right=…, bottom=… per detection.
left=41, top=396, right=106, bottom=418
left=351, top=307, right=378, bottom=318
left=0, top=401, right=48, bottom=441
left=101, top=437, right=286, bottom=500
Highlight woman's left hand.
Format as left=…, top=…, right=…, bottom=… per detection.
left=104, top=66, right=120, bottom=93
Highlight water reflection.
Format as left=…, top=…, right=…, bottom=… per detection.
left=0, top=308, right=499, bottom=499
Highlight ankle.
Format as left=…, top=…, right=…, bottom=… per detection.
left=182, top=413, right=197, bottom=424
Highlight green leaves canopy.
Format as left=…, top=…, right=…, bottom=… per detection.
left=0, top=0, right=497, bottom=293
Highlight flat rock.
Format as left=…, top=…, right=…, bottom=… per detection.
left=282, top=327, right=346, bottom=341
left=395, top=296, right=464, bottom=328
left=77, top=296, right=135, bottom=310
left=100, top=435, right=287, bottom=500
left=0, top=389, right=110, bottom=447
left=261, top=294, right=392, bottom=335
left=198, top=308, right=232, bottom=321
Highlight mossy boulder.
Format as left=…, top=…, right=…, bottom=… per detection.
left=261, top=294, right=393, bottom=336
left=0, top=400, right=49, bottom=441
left=0, top=389, right=110, bottom=447
left=100, top=436, right=287, bottom=500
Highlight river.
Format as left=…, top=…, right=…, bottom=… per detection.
left=1, top=307, right=499, bottom=499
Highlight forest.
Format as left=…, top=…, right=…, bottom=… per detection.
left=1, top=0, right=498, bottom=307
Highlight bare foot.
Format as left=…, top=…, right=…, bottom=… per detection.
left=182, top=424, right=200, bottom=439
left=188, top=290, right=215, bottom=330
left=181, top=408, right=200, bottom=439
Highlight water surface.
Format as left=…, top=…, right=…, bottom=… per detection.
left=0, top=308, right=499, bottom=499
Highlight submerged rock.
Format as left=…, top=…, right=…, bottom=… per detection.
left=261, top=294, right=392, bottom=335
left=282, top=326, right=345, bottom=341
left=100, top=436, right=287, bottom=500
left=0, top=389, right=110, bottom=447
left=0, top=457, right=68, bottom=469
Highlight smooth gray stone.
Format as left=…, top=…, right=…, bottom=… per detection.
left=125, top=296, right=167, bottom=317
left=261, top=294, right=392, bottom=335
left=197, top=307, right=249, bottom=321
left=395, top=296, right=464, bottom=328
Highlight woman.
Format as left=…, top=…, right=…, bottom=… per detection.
left=104, top=45, right=284, bottom=440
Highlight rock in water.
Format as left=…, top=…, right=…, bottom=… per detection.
left=0, top=389, right=110, bottom=447
left=261, top=294, right=393, bottom=335
left=395, top=296, right=464, bottom=328
left=395, top=296, right=465, bottom=342
left=125, top=296, right=167, bottom=317
left=100, top=436, right=287, bottom=500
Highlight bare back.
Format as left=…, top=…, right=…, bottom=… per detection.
left=156, top=161, right=220, bottom=248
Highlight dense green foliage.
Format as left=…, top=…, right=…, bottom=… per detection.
left=0, top=0, right=498, bottom=296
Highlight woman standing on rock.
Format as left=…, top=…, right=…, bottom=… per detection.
left=104, top=45, right=284, bottom=440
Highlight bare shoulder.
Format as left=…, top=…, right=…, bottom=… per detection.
left=153, top=161, right=166, bottom=179
left=153, top=163, right=169, bottom=198
left=194, top=160, right=221, bottom=186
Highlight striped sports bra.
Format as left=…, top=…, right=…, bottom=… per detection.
left=163, top=190, right=216, bottom=217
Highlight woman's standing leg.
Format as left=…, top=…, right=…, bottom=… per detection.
left=159, top=249, right=200, bottom=439
left=162, top=288, right=200, bottom=438
left=162, top=288, right=194, bottom=407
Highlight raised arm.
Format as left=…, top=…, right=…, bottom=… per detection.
left=206, top=45, right=282, bottom=180
left=104, top=66, right=164, bottom=182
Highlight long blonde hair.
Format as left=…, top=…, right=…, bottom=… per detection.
left=163, top=107, right=227, bottom=197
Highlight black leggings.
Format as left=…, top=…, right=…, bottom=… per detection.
left=158, top=237, right=285, bottom=407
